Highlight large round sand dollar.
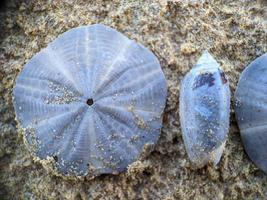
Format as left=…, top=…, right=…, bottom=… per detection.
left=13, top=24, right=167, bottom=178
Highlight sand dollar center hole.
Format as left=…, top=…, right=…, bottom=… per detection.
left=86, top=98, right=94, bottom=106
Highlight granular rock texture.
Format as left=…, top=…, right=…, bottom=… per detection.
left=0, top=0, right=266, bottom=199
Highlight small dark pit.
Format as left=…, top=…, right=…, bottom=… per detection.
left=143, top=170, right=152, bottom=176
left=53, top=155, right=58, bottom=162
left=86, top=98, right=94, bottom=106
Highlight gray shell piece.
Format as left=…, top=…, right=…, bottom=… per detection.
left=234, top=53, right=267, bottom=173
left=179, top=51, right=230, bottom=168
left=12, top=24, right=167, bottom=177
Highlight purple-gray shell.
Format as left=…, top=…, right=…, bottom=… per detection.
left=234, top=53, right=267, bottom=173
left=179, top=51, right=230, bottom=168
left=12, top=24, right=167, bottom=177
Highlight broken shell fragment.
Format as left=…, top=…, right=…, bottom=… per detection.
left=179, top=51, right=230, bottom=168
left=12, top=24, right=167, bottom=178
left=234, top=53, right=267, bottom=173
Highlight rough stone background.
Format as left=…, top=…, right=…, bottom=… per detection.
left=0, top=0, right=266, bottom=199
